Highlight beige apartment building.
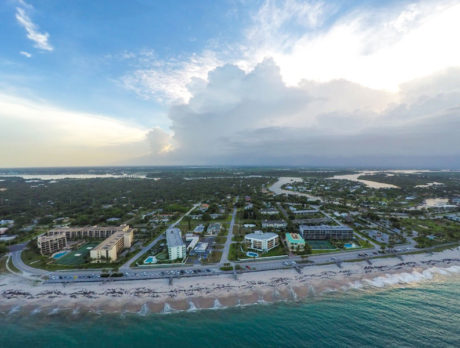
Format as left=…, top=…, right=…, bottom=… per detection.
left=46, top=225, right=131, bottom=240
left=37, top=234, right=67, bottom=255
left=37, top=224, right=134, bottom=259
left=90, top=228, right=133, bottom=262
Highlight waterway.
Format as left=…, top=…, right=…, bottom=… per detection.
left=0, top=174, right=156, bottom=180
left=268, top=177, right=322, bottom=201
left=328, top=171, right=399, bottom=189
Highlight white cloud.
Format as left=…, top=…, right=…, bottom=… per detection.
left=134, top=60, right=460, bottom=167
left=0, top=93, right=150, bottom=167
left=15, top=6, right=53, bottom=51
left=120, top=0, right=460, bottom=102
left=19, top=51, right=32, bottom=58
left=121, top=50, right=221, bottom=103
left=270, top=0, right=460, bottom=91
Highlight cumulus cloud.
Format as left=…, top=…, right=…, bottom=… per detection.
left=147, top=128, right=174, bottom=155
left=121, top=50, right=221, bottom=103
left=134, top=60, right=460, bottom=167
left=121, top=0, right=460, bottom=102
left=0, top=93, right=150, bottom=167
left=15, top=4, right=53, bottom=51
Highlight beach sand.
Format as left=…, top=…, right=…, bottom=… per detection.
left=1, top=248, right=459, bottom=315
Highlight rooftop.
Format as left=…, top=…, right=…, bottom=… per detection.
left=299, top=225, right=353, bottom=231
left=245, top=231, right=278, bottom=240
left=286, top=233, right=305, bottom=244
left=49, top=224, right=129, bottom=233
left=166, top=228, right=185, bottom=248
left=92, top=231, right=127, bottom=251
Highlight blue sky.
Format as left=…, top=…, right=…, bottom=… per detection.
left=1, top=0, right=257, bottom=127
left=1, top=0, right=459, bottom=167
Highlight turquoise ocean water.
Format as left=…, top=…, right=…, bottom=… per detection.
left=1, top=279, right=459, bottom=347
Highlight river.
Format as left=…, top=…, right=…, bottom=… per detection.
left=268, top=177, right=322, bottom=201
left=328, top=171, right=399, bottom=189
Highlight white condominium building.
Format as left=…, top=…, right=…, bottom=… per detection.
left=245, top=230, right=279, bottom=252
left=166, top=228, right=186, bottom=260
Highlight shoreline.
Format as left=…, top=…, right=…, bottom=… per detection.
left=1, top=248, right=459, bottom=316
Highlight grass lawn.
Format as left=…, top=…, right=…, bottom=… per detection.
left=133, top=240, right=167, bottom=266
left=203, top=250, right=222, bottom=264
left=177, top=219, right=202, bottom=233
left=22, top=246, right=50, bottom=267
left=56, top=242, right=99, bottom=266
left=228, top=243, right=245, bottom=261
left=239, top=245, right=287, bottom=260
left=22, top=242, right=126, bottom=271
left=311, top=249, right=340, bottom=254
left=215, top=236, right=227, bottom=244
left=0, top=256, right=6, bottom=273
left=260, top=245, right=287, bottom=257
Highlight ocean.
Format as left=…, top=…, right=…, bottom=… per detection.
left=1, top=278, right=459, bottom=347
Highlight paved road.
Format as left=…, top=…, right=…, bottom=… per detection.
left=34, top=241, right=460, bottom=285
left=120, top=203, right=200, bottom=270
left=276, top=202, right=289, bottom=219
left=10, top=245, right=49, bottom=277
left=220, top=206, right=238, bottom=265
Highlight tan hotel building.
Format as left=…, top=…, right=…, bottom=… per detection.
left=90, top=228, right=133, bottom=262
left=37, top=225, right=134, bottom=261
left=37, top=234, right=67, bottom=255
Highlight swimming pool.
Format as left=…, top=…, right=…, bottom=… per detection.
left=52, top=251, right=69, bottom=259
left=144, top=256, right=157, bottom=264
left=344, top=243, right=358, bottom=249
left=246, top=251, right=259, bottom=258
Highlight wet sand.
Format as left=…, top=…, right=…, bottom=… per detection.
left=1, top=248, right=459, bottom=315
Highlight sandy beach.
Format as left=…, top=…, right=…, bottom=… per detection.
left=1, top=248, right=459, bottom=316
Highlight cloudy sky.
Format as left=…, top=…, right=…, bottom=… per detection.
left=1, top=0, right=459, bottom=168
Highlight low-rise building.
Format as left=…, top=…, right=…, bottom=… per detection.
left=166, top=228, right=186, bottom=260
left=245, top=230, right=279, bottom=252
left=37, top=234, right=67, bottom=255
left=262, top=220, right=287, bottom=229
left=90, top=228, right=134, bottom=262
left=260, top=208, right=279, bottom=215
left=207, top=223, right=221, bottom=235
left=299, top=225, right=353, bottom=240
left=185, top=233, right=199, bottom=251
left=193, top=224, right=205, bottom=233
left=285, top=233, right=306, bottom=252
left=190, top=242, right=209, bottom=257
left=244, top=203, right=254, bottom=210
left=0, top=219, right=14, bottom=226
left=445, top=214, right=460, bottom=223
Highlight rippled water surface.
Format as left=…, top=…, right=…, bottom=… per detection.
left=1, top=278, right=459, bottom=347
